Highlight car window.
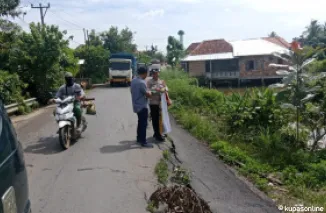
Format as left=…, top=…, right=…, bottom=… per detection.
left=0, top=101, right=14, bottom=163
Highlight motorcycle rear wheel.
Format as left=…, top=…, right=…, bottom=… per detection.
left=59, top=126, right=72, bottom=150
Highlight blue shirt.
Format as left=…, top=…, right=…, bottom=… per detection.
left=131, top=77, right=148, bottom=113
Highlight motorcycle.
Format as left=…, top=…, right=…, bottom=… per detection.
left=53, top=95, right=95, bottom=149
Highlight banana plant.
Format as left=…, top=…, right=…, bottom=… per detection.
left=269, top=43, right=326, bottom=147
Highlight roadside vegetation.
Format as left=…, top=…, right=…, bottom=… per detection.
left=161, top=58, right=326, bottom=207
left=0, top=21, right=139, bottom=106
left=0, top=21, right=167, bottom=107
left=156, top=20, right=326, bottom=208
left=0, top=1, right=167, bottom=107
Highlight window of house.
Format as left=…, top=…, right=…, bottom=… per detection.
left=278, top=58, right=283, bottom=64
left=205, top=61, right=210, bottom=73
left=211, top=59, right=239, bottom=72
left=185, top=62, right=189, bottom=73
left=246, top=60, right=255, bottom=71
left=258, top=60, right=265, bottom=70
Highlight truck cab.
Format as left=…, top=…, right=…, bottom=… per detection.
left=109, top=53, right=137, bottom=87
left=109, top=58, right=132, bottom=86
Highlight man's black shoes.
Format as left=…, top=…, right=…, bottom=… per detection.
left=154, top=134, right=165, bottom=142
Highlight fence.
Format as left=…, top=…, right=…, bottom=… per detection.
left=5, top=98, right=37, bottom=114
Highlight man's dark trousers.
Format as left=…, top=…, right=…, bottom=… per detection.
left=150, top=105, right=160, bottom=137
left=137, top=108, right=148, bottom=143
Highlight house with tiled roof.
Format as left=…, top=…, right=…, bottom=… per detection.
left=182, top=36, right=291, bottom=86
left=262, top=36, right=291, bottom=49
left=186, top=42, right=201, bottom=54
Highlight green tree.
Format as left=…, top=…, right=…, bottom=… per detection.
left=166, top=36, right=184, bottom=67
left=0, top=19, right=22, bottom=71
left=268, top=31, right=277, bottom=37
left=270, top=46, right=326, bottom=149
left=0, top=19, right=25, bottom=104
left=100, top=26, right=137, bottom=53
left=146, top=44, right=157, bottom=57
left=137, top=51, right=151, bottom=64
left=74, top=44, right=110, bottom=83
left=87, top=29, right=102, bottom=46
left=304, top=20, right=322, bottom=42
left=60, top=47, right=79, bottom=76
left=178, top=30, right=185, bottom=46
left=10, top=23, right=75, bottom=103
left=0, top=0, right=22, bottom=17
left=298, top=20, right=324, bottom=47
left=153, top=52, right=166, bottom=63
left=0, top=70, right=25, bottom=104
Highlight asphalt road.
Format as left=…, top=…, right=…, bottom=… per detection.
left=14, top=87, right=162, bottom=213
left=13, top=86, right=279, bottom=213
left=169, top=116, right=279, bottom=213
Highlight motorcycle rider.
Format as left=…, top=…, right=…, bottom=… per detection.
left=49, top=72, right=85, bottom=132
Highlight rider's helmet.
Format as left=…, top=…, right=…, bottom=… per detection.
left=65, top=72, right=74, bottom=87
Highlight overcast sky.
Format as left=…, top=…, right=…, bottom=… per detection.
left=13, top=0, right=326, bottom=52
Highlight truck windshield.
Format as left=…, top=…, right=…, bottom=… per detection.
left=110, top=62, right=130, bottom=70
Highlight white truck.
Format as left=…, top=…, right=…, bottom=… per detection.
left=109, top=53, right=136, bottom=87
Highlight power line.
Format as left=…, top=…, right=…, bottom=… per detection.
left=53, top=9, right=86, bottom=29
left=17, top=16, right=30, bottom=26
left=70, top=39, right=83, bottom=45
left=49, top=10, right=84, bottom=30
left=21, top=0, right=36, bottom=5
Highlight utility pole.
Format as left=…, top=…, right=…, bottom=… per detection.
left=31, top=3, right=50, bottom=26
left=85, top=30, right=90, bottom=79
left=83, top=28, right=87, bottom=43
left=86, top=30, right=90, bottom=49
left=79, top=28, right=87, bottom=79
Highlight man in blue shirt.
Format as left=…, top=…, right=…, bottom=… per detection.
left=131, top=67, right=153, bottom=147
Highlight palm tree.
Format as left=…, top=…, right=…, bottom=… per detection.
left=304, top=20, right=322, bottom=41
left=268, top=31, right=277, bottom=37
left=167, top=36, right=184, bottom=67
left=178, top=30, right=185, bottom=46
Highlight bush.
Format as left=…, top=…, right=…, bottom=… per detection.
left=17, top=106, right=26, bottom=115
left=25, top=105, right=32, bottom=114
left=0, top=70, right=25, bottom=105
left=162, top=68, right=326, bottom=205
left=31, top=101, right=40, bottom=109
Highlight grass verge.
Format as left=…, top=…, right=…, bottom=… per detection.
left=154, top=158, right=169, bottom=184
left=161, top=69, right=326, bottom=208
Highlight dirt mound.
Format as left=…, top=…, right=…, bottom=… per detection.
left=149, top=185, right=212, bottom=213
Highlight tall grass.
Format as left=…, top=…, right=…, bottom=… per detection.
left=162, top=68, right=326, bottom=207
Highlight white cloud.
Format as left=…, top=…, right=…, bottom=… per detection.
left=135, top=9, right=165, bottom=20
left=224, top=8, right=231, bottom=12
left=176, top=0, right=200, bottom=3
left=233, top=0, right=326, bottom=14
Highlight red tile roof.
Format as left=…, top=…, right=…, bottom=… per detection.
left=262, top=36, right=291, bottom=49
left=186, top=42, right=201, bottom=53
left=190, top=39, right=233, bottom=55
